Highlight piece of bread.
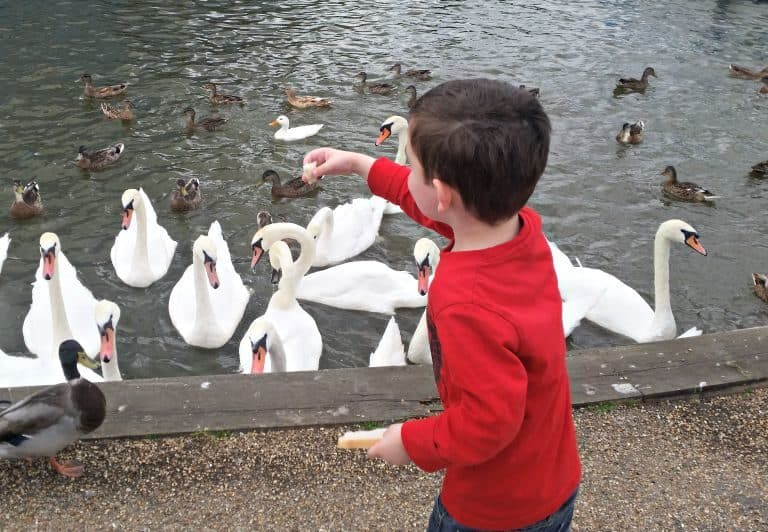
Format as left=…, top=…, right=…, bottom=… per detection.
left=337, top=428, right=386, bottom=449
left=303, top=162, right=320, bottom=184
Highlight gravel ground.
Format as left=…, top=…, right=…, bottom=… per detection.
left=1, top=386, right=766, bottom=530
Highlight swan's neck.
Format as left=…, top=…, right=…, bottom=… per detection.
left=651, top=233, right=674, bottom=326
left=271, top=228, right=315, bottom=309
left=395, top=131, right=408, bottom=165
left=49, top=257, right=72, bottom=357
left=268, top=331, right=288, bottom=373
left=193, top=253, right=215, bottom=326
left=132, top=199, right=150, bottom=269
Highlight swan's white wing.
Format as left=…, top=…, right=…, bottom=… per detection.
left=264, top=301, right=322, bottom=371
left=369, top=317, right=406, bottom=367
left=677, top=326, right=703, bottom=338
left=0, top=233, right=10, bottom=276
left=139, top=188, right=177, bottom=279
left=406, top=310, right=431, bottom=364
left=237, top=329, right=252, bottom=374
left=110, top=211, right=138, bottom=285
left=22, top=275, right=53, bottom=359
left=297, top=261, right=426, bottom=314
left=206, top=221, right=249, bottom=340
left=277, top=124, right=323, bottom=141
left=315, top=198, right=384, bottom=266
left=168, top=264, right=196, bottom=341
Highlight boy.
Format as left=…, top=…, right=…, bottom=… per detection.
left=304, top=79, right=580, bottom=531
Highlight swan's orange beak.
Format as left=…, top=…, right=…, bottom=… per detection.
left=42, top=249, right=56, bottom=280
left=685, top=235, right=707, bottom=256
left=205, top=258, right=220, bottom=289
left=99, top=324, right=115, bottom=363
left=251, top=335, right=268, bottom=374
left=375, top=127, right=392, bottom=146
left=251, top=241, right=264, bottom=269
left=417, top=265, right=431, bottom=295
left=121, top=207, right=133, bottom=230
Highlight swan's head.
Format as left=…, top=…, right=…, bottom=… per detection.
left=267, top=240, right=293, bottom=285
left=414, top=238, right=441, bottom=295
left=376, top=116, right=408, bottom=146
left=121, top=188, right=141, bottom=230
left=269, top=115, right=289, bottom=128
left=95, top=299, right=120, bottom=364
left=306, top=207, right=333, bottom=241
left=658, top=219, right=707, bottom=256
left=193, top=235, right=220, bottom=289
left=245, top=317, right=276, bottom=374
left=39, top=232, right=61, bottom=280
left=251, top=222, right=308, bottom=269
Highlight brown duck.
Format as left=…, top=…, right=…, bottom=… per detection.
left=79, top=73, right=128, bottom=98
left=616, top=120, right=645, bottom=144
left=170, top=178, right=203, bottom=212
left=660, top=166, right=719, bottom=202
left=404, top=85, right=418, bottom=109
left=752, top=273, right=768, bottom=302
left=182, top=107, right=226, bottom=131
left=388, top=63, right=432, bottom=81
left=354, top=72, right=394, bottom=95
left=284, top=87, right=331, bottom=109
left=262, top=169, right=320, bottom=198
left=76, top=143, right=125, bottom=170
left=100, top=100, right=135, bottom=121
left=759, top=76, right=768, bottom=95
left=10, top=180, right=44, bottom=219
left=750, top=160, right=768, bottom=178
left=728, top=64, right=768, bottom=80
left=615, top=67, right=657, bottom=93
left=203, top=83, right=244, bottom=105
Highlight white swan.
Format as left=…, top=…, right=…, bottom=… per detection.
left=571, top=220, right=707, bottom=343
left=238, top=316, right=289, bottom=374
left=269, top=115, right=323, bottom=141
left=110, top=188, right=177, bottom=288
left=95, top=299, right=122, bottom=381
left=369, top=317, right=406, bottom=367
left=306, top=196, right=386, bottom=267
left=169, top=221, right=249, bottom=348
left=249, top=223, right=322, bottom=371
left=376, top=115, right=409, bottom=164
left=0, top=232, right=10, bottom=276
left=406, top=238, right=441, bottom=364
left=19, top=232, right=102, bottom=383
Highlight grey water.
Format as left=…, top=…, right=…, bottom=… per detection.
left=0, top=0, right=766, bottom=379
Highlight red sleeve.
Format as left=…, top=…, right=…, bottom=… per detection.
left=367, top=157, right=454, bottom=240
left=400, top=305, right=526, bottom=472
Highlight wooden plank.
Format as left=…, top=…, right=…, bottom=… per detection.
left=2, top=328, right=767, bottom=439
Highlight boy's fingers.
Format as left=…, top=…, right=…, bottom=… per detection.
left=367, top=441, right=382, bottom=459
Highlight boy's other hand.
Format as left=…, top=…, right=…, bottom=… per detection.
left=367, top=423, right=411, bottom=465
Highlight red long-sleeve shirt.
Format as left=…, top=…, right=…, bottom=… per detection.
left=368, top=157, right=581, bottom=530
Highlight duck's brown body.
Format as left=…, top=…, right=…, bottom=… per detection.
left=262, top=170, right=319, bottom=198
left=170, top=178, right=203, bottom=212
left=76, top=144, right=125, bottom=170
left=80, top=73, right=127, bottom=98
left=615, top=67, right=657, bottom=93
left=285, top=87, right=331, bottom=109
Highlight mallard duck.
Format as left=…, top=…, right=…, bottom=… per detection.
left=404, top=85, right=418, bottom=109
left=78, top=72, right=127, bottom=98
left=202, top=82, right=244, bottom=105
left=262, top=169, right=319, bottom=198
left=759, top=76, right=768, bottom=95
left=182, top=107, right=226, bottom=132
left=615, top=67, right=657, bottom=92
left=76, top=143, right=125, bottom=170
left=752, top=273, right=768, bottom=303
left=0, top=339, right=105, bottom=478
left=749, top=160, right=768, bottom=177
left=269, top=115, right=323, bottom=141
left=388, top=63, right=432, bottom=81
left=170, top=178, right=203, bottom=212
left=519, top=84, right=541, bottom=98
left=284, top=87, right=331, bottom=109
left=616, top=120, right=645, bottom=144
left=354, top=72, right=394, bottom=94
left=100, top=100, right=134, bottom=120
left=728, top=64, right=768, bottom=80
left=10, top=180, right=43, bottom=219
left=661, top=166, right=719, bottom=202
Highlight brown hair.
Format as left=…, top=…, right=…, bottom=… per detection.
left=409, top=79, right=551, bottom=224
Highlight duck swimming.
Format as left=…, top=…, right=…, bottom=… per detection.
left=203, top=82, right=244, bottom=105
left=752, top=273, right=768, bottom=303
left=269, top=115, right=323, bottom=141
left=170, top=178, right=203, bottom=212
left=750, top=160, right=768, bottom=178
left=10, top=180, right=43, bottom=219
left=615, top=67, right=657, bottom=93
left=404, top=85, right=417, bottom=109
left=182, top=107, right=226, bottom=132
left=616, top=120, right=645, bottom=144
left=388, top=63, right=432, bottom=81
left=100, top=100, right=135, bottom=121
left=76, top=143, right=125, bottom=170
left=661, top=165, right=719, bottom=202
left=728, top=64, right=768, bottom=80
left=262, top=169, right=320, bottom=198
left=354, top=72, right=394, bottom=94
left=284, top=87, right=331, bottom=109
left=79, top=72, right=127, bottom=98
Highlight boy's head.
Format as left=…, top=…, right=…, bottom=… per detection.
left=407, top=79, right=551, bottom=225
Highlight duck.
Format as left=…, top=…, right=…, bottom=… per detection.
left=0, top=339, right=105, bottom=478
left=170, top=178, right=203, bottom=212
left=100, top=100, right=135, bottom=120
left=728, top=64, right=768, bottom=80
left=305, top=196, right=387, bottom=267
left=169, top=221, right=249, bottom=349
left=249, top=224, right=322, bottom=372
left=660, top=166, right=719, bottom=202
left=369, top=317, right=406, bottom=367
left=404, top=85, right=418, bottom=109
left=76, top=143, right=125, bottom=170
left=262, top=169, right=320, bottom=198
left=760, top=76, right=768, bottom=95
left=354, top=72, right=394, bottom=94
left=238, top=316, right=288, bottom=374
left=79, top=72, right=127, bottom=98
left=10, top=180, right=43, bottom=219
left=406, top=238, right=441, bottom=365
left=749, top=160, right=768, bottom=178
left=615, top=67, right=657, bottom=93
left=203, top=82, right=244, bottom=105
left=616, top=120, right=645, bottom=144
left=376, top=115, right=409, bottom=165
left=110, top=188, right=178, bottom=288
left=95, top=300, right=122, bottom=381
left=519, top=84, right=541, bottom=98
left=388, top=63, right=432, bottom=81
left=182, top=107, right=226, bottom=132
left=752, top=273, right=768, bottom=303
left=284, top=87, right=331, bottom=109
left=256, top=211, right=273, bottom=229
left=563, top=220, right=707, bottom=343
left=0, top=233, right=8, bottom=276
left=295, top=239, right=431, bottom=315
left=269, top=115, right=323, bottom=141
left=22, top=233, right=102, bottom=379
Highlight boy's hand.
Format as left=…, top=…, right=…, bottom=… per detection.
left=302, top=148, right=375, bottom=182
left=367, top=423, right=411, bottom=465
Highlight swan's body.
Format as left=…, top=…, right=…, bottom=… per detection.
left=111, top=188, right=177, bottom=288
left=249, top=224, right=322, bottom=372
left=306, top=197, right=386, bottom=267
left=0, top=233, right=9, bottom=276
left=169, top=221, right=249, bottom=348
left=369, top=317, right=406, bottom=367
left=269, top=115, right=323, bottom=141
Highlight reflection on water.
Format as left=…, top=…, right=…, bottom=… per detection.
left=0, top=0, right=767, bottom=378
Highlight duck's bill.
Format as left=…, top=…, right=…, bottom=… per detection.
left=417, top=265, right=431, bottom=295
left=77, top=351, right=101, bottom=369
left=43, top=250, right=56, bottom=280
left=268, top=120, right=279, bottom=127
left=375, top=129, right=391, bottom=146
left=99, top=328, right=115, bottom=363
left=205, top=261, right=220, bottom=288
left=685, top=235, right=707, bottom=256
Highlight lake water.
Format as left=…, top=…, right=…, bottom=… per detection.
left=0, top=0, right=766, bottom=379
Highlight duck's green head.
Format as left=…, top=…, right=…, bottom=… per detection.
left=59, top=339, right=100, bottom=380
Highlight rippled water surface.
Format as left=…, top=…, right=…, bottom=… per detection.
left=0, top=1, right=767, bottom=378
